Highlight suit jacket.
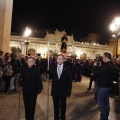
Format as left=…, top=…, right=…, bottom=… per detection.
left=50, top=64, right=72, bottom=97
left=21, top=65, right=43, bottom=94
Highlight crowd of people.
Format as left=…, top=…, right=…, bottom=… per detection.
left=0, top=51, right=120, bottom=99
left=0, top=50, right=120, bottom=120
left=0, top=51, right=47, bottom=93
left=0, top=50, right=92, bottom=94
left=86, top=56, right=120, bottom=97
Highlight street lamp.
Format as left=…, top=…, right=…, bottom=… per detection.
left=24, top=27, right=32, bottom=55
left=19, top=40, right=25, bottom=54
left=110, top=17, right=120, bottom=57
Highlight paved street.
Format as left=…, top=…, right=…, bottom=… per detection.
left=0, top=76, right=120, bottom=120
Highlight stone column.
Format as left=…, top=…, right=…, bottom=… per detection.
left=0, top=0, right=13, bottom=53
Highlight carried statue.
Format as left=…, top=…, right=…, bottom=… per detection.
left=61, top=34, right=68, bottom=52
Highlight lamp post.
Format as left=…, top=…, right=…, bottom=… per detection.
left=19, top=41, right=25, bottom=54
left=110, top=17, right=120, bottom=57
left=24, top=27, right=32, bottom=55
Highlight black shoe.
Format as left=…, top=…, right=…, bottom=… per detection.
left=59, top=116, right=65, bottom=120
left=4, top=91, right=9, bottom=94
left=86, top=88, right=91, bottom=91
left=10, top=89, right=16, bottom=92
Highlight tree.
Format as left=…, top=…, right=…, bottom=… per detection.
left=11, top=47, right=21, bottom=53
left=71, top=53, right=77, bottom=58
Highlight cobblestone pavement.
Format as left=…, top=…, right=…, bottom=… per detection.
left=0, top=76, right=120, bottom=120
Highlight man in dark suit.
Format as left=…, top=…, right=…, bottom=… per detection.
left=50, top=54, right=72, bottom=120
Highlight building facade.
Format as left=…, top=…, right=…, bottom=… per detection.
left=109, top=38, right=120, bottom=56
left=10, top=30, right=113, bottom=59
left=80, top=34, right=100, bottom=43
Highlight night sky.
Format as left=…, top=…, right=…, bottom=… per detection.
left=11, top=0, right=120, bottom=43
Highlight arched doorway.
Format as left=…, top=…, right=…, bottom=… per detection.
left=28, top=48, right=36, bottom=55
left=46, top=50, right=53, bottom=58
left=80, top=53, right=87, bottom=60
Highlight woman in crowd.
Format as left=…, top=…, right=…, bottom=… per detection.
left=71, top=59, right=76, bottom=81
left=20, top=54, right=27, bottom=67
left=75, top=60, right=83, bottom=82
left=9, top=53, right=20, bottom=91
left=4, top=53, right=10, bottom=59
left=3, top=56, right=13, bottom=93
left=0, top=66, right=3, bottom=92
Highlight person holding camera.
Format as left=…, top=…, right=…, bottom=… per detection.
left=93, top=52, right=117, bottom=120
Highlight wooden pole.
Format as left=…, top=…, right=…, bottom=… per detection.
left=47, top=41, right=50, bottom=120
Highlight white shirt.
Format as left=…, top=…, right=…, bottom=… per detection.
left=57, top=64, right=63, bottom=79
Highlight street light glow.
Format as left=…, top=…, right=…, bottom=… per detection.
left=110, top=17, right=120, bottom=32
left=24, top=27, right=32, bottom=37
left=23, top=27, right=32, bottom=55
left=115, top=17, right=120, bottom=25
left=110, top=22, right=115, bottom=31
left=79, top=51, right=83, bottom=55
left=109, top=17, right=120, bottom=57
left=112, top=34, right=116, bottom=38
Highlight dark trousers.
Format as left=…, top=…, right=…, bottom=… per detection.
left=14, top=73, right=20, bottom=90
left=0, top=78, right=4, bottom=92
left=4, top=76, right=11, bottom=92
left=53, top=95, right=67, bottom=120
left=76, top=72, right=82, bottom=82
left=88, top=78, right=94, bottom=90
left=97, top=87, right=112, bottom=120
left=23, top=91, right=37, bottom=120
left=94, top=81, right=98, bottom=102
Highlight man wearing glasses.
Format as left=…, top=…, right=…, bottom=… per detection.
left=50, top=54, right=72, bottom=120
